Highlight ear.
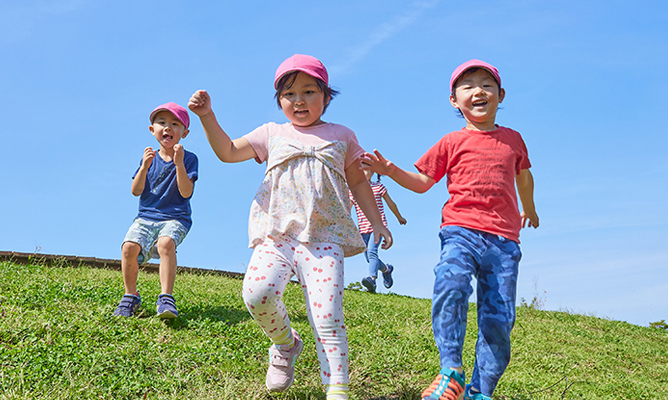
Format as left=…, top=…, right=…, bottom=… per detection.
left=181, top=129, right=190, bottom=139
left=449, top=93, right=459, bottom=109
left=498, top=88, right=506, bottom=103
left=149, top=125, right=156, bottom=135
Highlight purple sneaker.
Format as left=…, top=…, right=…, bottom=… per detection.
left=113, top=293, right=141, bottom=317
left=156, top=294, right=178, bottom=319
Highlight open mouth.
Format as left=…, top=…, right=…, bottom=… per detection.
left=162, top=133, right=173, bottom=141
left=294, top=109, right=309, bottom=116
left=472, top=99, right=488, bottom=107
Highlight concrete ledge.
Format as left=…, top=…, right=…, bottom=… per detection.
left=0, top=251, right=244, bottom=280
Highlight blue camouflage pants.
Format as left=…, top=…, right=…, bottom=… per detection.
left=432, top=226, right=521, bottom=396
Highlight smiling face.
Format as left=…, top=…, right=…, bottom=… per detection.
left=149, top=110, right=189, bottom=152
left=450, top=68, right=505, bottom=131
left=278, top=72, right=329, bottom=127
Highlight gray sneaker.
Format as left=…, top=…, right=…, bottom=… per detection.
left=266, top=329, right=303, bottom=392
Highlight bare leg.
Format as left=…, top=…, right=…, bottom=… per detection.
left=156, top=236, right=177, bottom=295
left=121, top=241, right=141, bottom=295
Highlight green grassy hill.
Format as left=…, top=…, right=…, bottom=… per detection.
left=0, top=259, right=666, bottom=399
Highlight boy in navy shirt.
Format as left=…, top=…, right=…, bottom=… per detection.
left=113, top=102, right=198, bottom=319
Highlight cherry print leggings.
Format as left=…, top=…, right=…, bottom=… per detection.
left=242, top=235, right=349, bottom=386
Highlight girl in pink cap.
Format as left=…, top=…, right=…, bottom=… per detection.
left=189, top=54, right=391, bottom=400
left=363, top=59, right=539, bottom=400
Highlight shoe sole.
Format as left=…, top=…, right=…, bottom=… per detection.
left=157, top=310, right=177, bottom=319
left=362, top=279, right=376, bottom=293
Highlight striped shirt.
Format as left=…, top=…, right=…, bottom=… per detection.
left=350, top=182, right=388, bottom=234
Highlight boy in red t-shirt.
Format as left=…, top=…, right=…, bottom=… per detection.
left=363, top=60, right=539, bottom=400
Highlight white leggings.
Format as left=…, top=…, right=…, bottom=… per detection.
left=242, top=235, right=349, bottom=385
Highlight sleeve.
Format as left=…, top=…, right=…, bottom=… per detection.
left=514, top=131, right=531, bottom=174
left=243, top=123, right=271, bottom=163
left=342, top=127, right=365, bottom=169
left=414, top=135, right=449, bottom=182
left=377, top=183, right=388, bottom=197
left=132, top=157, right=143, bottom=179
left=185, top=151, right=199, bottom=182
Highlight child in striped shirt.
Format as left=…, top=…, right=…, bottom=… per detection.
left=351, top=170, right=407, bottom=293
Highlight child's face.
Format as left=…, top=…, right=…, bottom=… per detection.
left=279, top=72, right=329, bottom=127
left=450, top=68, right=505, bottom=131
left=149, top=111, right=189, bottom=150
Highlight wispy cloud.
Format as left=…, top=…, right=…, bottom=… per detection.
left=329, top=0, right=441, bottom=75
left=0, top=0, right=90, bottom=44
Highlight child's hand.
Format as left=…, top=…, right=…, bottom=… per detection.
left=372, top=224, right=393, bottom=250
left=398, top=216, right=407, bottom=225
left=173, top=144, right=184, bottom=166
left=188, top=90, right=212, bottom=117
left=521, top=210, right=539, bottom=229
left=362, top=150, right=396, bottom=176
left=142, top=147, right=156, bottom=169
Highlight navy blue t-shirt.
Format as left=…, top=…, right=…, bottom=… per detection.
left=134, top=149, right=198, bottom=230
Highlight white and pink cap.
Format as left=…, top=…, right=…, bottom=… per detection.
left=450, top=59, right=501, bottom=93
left=274, top=54, right=329, bottom=89
left=149, top=102, right=190, bottom=129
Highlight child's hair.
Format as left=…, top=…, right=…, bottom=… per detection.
left=274, top=71, right=340, bottom=115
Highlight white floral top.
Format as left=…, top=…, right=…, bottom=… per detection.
left=244, top=122, right=366, bottom=257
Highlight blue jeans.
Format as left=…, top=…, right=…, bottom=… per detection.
left=361, top=232, right=387, bottom=278
left=432, top=226, right=521, bottom=396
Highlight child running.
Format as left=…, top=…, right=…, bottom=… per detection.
left=350, top=170, right=406, bottom=293
left=363, top=60, right=539, bottom=400
left=188, top=54, right=392, bottom=400
left=114, top=102, right=198, bottom=319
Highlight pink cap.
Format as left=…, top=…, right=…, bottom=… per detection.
left=450, top=59, right=501, bottom=93
left=150, top=102, right=190, bottom=129
left=274, top=54, right=329, bottom=89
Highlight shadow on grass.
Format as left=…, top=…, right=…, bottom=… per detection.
left=144, top=306, right=252, bottom=329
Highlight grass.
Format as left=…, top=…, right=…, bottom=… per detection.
left=0, top=259, right=666, bottom=399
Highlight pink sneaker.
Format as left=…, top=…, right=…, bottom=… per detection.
left=265, top=329, right=304, bottom=392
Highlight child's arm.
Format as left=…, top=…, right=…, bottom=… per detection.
left=188, top=90, right=257, bottom=163
left=363, top=150, right=436, bottom=193
left=347, top=160, right=393, bottom=249
left=516, top=169, right=539, bottom=228
left=131, top=147, right=155, bottom=196
left=382, top=192, right=407, bottom=225
left=173, top=144, right=194, bottom=198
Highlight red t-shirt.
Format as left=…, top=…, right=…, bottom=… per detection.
left=414, top=126, right=531, bottom=242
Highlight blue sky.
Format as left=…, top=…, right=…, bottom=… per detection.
left=1, top=0, right=667, bottom=327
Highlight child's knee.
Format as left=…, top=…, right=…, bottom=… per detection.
left=121, top=241, right=141, bottom=258
left=242, top=282, right=280, bottom=309
left=156, top=236, right=176, bottom=256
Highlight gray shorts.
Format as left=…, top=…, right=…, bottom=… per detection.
left=122, top=218, right=189, bottom=264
